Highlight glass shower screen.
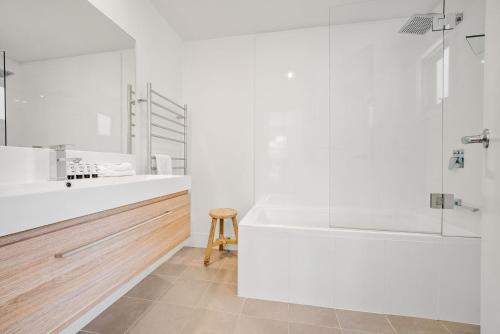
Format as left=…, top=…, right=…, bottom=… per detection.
left=328, top=2, right=445, bottom=234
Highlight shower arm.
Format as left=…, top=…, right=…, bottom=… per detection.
left=461, top=129, right=490, bottom=149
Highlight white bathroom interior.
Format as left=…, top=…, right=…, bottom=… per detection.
left=1, top=0, right=500, bottom=333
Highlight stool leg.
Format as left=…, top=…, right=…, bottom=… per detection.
left=204, top=218, right=217, bottom=265
left=219, top=218, right=225, bottom=251
left=231, top=216, right=238, bottom=243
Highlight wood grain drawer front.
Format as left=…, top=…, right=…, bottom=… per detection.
left=0, top=192, right=189, bottom=305
left=0, top=192, right=190, bottom=334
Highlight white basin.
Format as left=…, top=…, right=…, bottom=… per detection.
left=0, top=175, right=191, bottom=237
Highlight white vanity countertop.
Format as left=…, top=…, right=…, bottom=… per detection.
left=0, top=175, right=191, bottom=237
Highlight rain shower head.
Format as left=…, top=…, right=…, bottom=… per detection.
left=399, top=12, right=464, bottom=35
left=399, top=14, right=436, bottom=35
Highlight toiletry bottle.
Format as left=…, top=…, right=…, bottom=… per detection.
left=66, top=162, right=76, bottom=180
left=84, top=163, right=92, bottom=179
left=76, top=162, right=85, bottom=179
left=92, top=164, right=99, bottom=178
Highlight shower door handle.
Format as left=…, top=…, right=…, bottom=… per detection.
left=461, top=129, right=490, bottom=148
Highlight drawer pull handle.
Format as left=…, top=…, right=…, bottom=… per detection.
left=54, top=210, right=173, bottom=258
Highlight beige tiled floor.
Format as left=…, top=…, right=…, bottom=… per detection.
left=81, top=247, right=479, bottom=334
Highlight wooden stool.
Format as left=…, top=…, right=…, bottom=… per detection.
left=204, top=208, right=238, bottom=265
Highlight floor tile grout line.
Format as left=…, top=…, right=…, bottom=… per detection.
left=196, top=280, right=246, bottom=315
left=195, top=305, right=246, bottom=317
left=234, top=298, right=246, bottom=334
left=87, top=248, right=477, bottom=334
left=126, top=249, right=207, bottom=333
left=288, top=320, right=342, bottom=330
left=440, top=321, right=453, bottom=334
left=240, top=301, right=341, bottom=330
left=385, top=314, right=398, bottom=334
left=177, top=305, right=198, bottom=334
left=122, top=295, right=155, bottom=302
left=194, top=280, right=214, bottom=309
left=167, top=248, right=217, bottom=334
left=240, top=312, right=289, bottom=322
left=122, top=298, right=155, bottom=334
left=287, top=302, right=291, bottom=334
left=335, top=309, right=342, bottom=330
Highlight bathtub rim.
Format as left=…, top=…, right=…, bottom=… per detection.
left=240, top=205, right=481, bottom=241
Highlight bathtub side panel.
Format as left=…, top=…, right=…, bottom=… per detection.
left=238, top=225, right=290, bottom=303
left=383, top=239, right=441, bottom=319
left=289, top=229, right=335, bottom=307
left=334, top=236, right=386, bottom=313
left=237, top=211, right=480, bottom=324
left=439, top=237, right=481, bottom=324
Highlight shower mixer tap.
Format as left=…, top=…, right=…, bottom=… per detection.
left=448, top=150, right=464, bottom=170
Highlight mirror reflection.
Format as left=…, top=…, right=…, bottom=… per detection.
left=0, top=0, right=136, bottom=153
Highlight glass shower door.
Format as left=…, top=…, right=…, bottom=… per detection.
left=329, top=2, right=445, bottom=234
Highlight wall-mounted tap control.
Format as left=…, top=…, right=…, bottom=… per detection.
left=448, top=149, right=464, bottom=170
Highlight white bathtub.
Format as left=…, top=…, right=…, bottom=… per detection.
left=238, top=205, right=480, bottom=324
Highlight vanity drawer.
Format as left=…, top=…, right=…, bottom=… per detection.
left=0, top=191, right=190, bottom=334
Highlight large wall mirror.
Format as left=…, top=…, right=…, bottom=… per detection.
left=0, top=0, right=136, bottom=153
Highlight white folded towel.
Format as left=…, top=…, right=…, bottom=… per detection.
left=99, top=169, right=136, bottom=177
left=98, top=163, right=136, bottom=177
left=100, top=162, right=134, bottom=172
left=154, top=154, right=173, bottom=175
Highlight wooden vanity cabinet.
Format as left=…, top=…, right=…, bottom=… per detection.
left=0, top=190, right=190, bottom=334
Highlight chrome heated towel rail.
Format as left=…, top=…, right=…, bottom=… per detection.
left=139, top=83, right=187, bottom=175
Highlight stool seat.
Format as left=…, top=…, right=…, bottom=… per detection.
left=209, top=208, right=237, bottom=219
left=204, top=208, right=238, bottom=265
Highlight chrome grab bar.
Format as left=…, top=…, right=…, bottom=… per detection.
left=54, top=210, right=173, bottom=258
left=461, top=129, right=490, bottom=148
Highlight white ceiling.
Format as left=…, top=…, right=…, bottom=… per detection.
left=151, top=0, right=442, bottom=41
left=0, top=0, right=135, bottom=63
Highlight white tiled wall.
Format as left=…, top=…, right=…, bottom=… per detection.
left=183, top=36, right=255, bottom=247
left=184, top=12, right=484, bottom=241
left=254, top=27, right=330, bottom=208
left=239, top=223, right=480, bottom=324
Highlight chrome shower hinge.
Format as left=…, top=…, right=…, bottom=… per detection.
left=430, top=193, right=455, bottom=209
